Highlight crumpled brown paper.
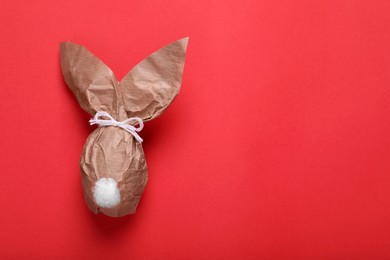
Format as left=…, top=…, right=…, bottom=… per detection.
left=60, top=38, right=188, bottom=217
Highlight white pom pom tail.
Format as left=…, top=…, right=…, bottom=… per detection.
left=93, top=178, right=121, bottom=208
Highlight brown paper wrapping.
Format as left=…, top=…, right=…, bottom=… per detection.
left=60, top=38, right=188, bottom=217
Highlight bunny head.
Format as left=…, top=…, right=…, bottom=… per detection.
left=60, top=38, right=188, bottom=217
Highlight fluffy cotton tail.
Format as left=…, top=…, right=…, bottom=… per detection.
left=93, top=178, right=121, bottom=208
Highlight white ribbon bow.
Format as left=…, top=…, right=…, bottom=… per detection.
left=89, top=111, right=144, bottom=143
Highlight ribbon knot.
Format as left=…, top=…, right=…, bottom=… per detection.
left=89, top=111, right=144, bottom=143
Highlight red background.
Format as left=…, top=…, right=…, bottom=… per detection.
left=1, top=0, right=390, bottom=259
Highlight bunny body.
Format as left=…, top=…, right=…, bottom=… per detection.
left=81, top=126, right=147, bottom=217
left=60, top=38, right=188, bottom=217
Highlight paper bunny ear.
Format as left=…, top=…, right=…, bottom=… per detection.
left=120, top=37, right=189, bottom=121
left=60, top=38, right=189, bottom=120
left=60, top=42, right=119, bottom=117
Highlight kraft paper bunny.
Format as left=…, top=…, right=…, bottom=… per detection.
left=60, top=38, right=188, bottom=217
